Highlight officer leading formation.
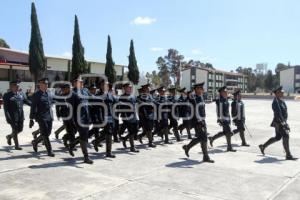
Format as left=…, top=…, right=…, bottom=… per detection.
left=2, top=77, right=297, bottom=164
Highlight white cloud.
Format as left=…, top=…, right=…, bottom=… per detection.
left=131, top=17, right=157, bottom=25
left=149, top=47, right=163, bottom=52
left=62, top=52, right=72, bottom=57
left=191, top=48, right=203, bottom=55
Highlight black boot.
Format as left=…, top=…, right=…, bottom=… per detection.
left=260, top=137, right=278, bottom=155
left=174, top=129, right=181, bottom=142
left=226, top=133, right=236, bottom=152
left=239, top=131, right=249, bottom=147
left=183, top=138, right=200, bottom=157
left=32, top=135, right=42, bottom=153
left=106, top=133, right=115, bottom=158
left=201, top=142, right=214, bottom=163
left=163, top=128, right=172, bottom=144
left=187, top=129, right=192, bottom=139
left=13, top=134, right=22, bottom=150
left=6, top=134, right=12, bottom=146
left=80, top=140, right=93, bottom=164
left=129, top=134, right=139, bottom=152
left=259, top=145, right=265, bottom=155
left=282, top=136, right=296, bottom=160
left=43, top=136, right=54, bottom=157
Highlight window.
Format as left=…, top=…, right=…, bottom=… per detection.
left=296, top=82, right=300, bottom=87
left=0, top=68, right=9, bottom=81
left=191, top=75, right=195, bottom=80
left=296, top=74, right=300, bottom=80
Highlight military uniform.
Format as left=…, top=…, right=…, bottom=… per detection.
left=231, top=90, right=249, bottom=146
left=4, top=81, right=31, bottom=150
left=259, top=86, right=296, bottom=160
left=177, top=88, right=192, bottom=139
left=209, top=86, right=236, bottom=152
left=157, top=86, right=172, bottom=144
left=69, top=77, right=93, bottom=164
left=30, top=78, right=55, bottom=157
left=92, top=87, right=116, bottom=158
left=183, top=82, right=214, bottom=163
left=118, top=83, right=139, bottom=152
left=137, top=84, right=156, bottom=148
left=167, top=88, right=181, bottom=141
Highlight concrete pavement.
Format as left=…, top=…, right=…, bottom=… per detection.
left=0, top=99, right=299, bottom=200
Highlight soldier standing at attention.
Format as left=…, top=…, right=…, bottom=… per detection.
left=208, top=86, right=236, bottom=152
left=4, top=81, right=31, bottom=150
left=231, top=89, right=250, bottom=146
left=182, top=82, right=214, bottom=163
left=30, top=78, right=55, bottom=157
left=259, top=86, right=296, bottom=160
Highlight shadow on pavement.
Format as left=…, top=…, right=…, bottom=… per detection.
left=165, top=158, right=202, bottom=168
left=254, top=156, right=285, bottom=164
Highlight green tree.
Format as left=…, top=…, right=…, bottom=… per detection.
left=105, top=35, right=116, bottom=83
left=127, top=40, right=139, bottom=84
left=264, top=70, right=274, bottom=92
left=28, top=2, right=46, bottom=84
left=157, top=56, right=171, bottom=86
left=146, top=70, right=161, bottom=87
left=71, top=15, right=88, bottom=79
left=164, top=49, right=184, bottom=87
left=0, top=38, right=10, bottom=48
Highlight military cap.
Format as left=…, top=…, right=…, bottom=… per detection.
left=177, top=87, right=186, bottom=93
left=168, top=87, right=176, bottom=92
left=150, top=89, right=157, bottom=94
left=72, top=76, right=83, bottom=82
left=89, top=84, right=97, bottom=90
left=141, top=83, right=151, bottom=89
left=157, top=86, right=165, bottom=91
left=38, top=78, right=49, bottom=84
left=273, top=86, right=284, bottom=93
left=138, top=88, right=143, bottom=93
left=10, top=80, right=20, bottom=86
left=122, top=82, right=132, bottom=88
left=233, top=89, right=241, bottom=96
left=193, top=82, right=205, bottom=89
left=61, top=83, right=71, bottom=89
left=218, top=86, right=227, bottom=93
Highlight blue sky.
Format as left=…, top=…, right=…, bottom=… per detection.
left=1, top=0, right=300, bottom=73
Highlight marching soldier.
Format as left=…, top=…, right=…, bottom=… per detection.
left=55, top=83, right=76, bottom=148
left=137, top=84, right=156, bottom=148
left=231, top=89, right=249, bottom=146
left=259, top=86, right=296, bottom=160
left=118, top=82, right=139, bottom=152
left=167, top=87, right=181, bottom=142
left=157, top=86, right=172, bottom=144
left=30, top=78, right=55, bottom=157
left=182, top=82, right=214, bottom=163
left=4, top=81, right=31, bottom=150
left=208, top=86, right=236, bottom=152
left=92, top=80, right=116, bottom=158
left=177, top=88, right=192, bottom=139
left=69, top=77, right=93, bottom=164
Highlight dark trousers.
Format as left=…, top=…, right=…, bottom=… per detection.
left=123, top=121, right=138, bottom=149
left=211, top=123, right=233, bottom=149
left=185, top=122, right=210, bottom=159
left=232, top=121, right=247, bottom=145
left=36, top=120, right=53, bottom=154
left=262, top=123, right=292, bottom=157
left=9, top=120, right=24, bottom=147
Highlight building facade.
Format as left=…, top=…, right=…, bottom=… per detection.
left=280, top=66, right=300, bottom=93
left=0, top=47, right=125, bottom=94
left=181, top=66, right=248, bottom=99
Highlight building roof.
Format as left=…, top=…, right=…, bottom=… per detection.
left=181, top=66, right=245, bottom=76
left=0, top=47, right=125, bottom=67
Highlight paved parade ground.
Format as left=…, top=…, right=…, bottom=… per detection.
left=0, top=99, right=299, bottom=200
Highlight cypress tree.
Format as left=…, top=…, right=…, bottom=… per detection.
left=29, top=2, right=46, bottom=84
left=71, top=15, right=87, bottom=79
left=105, top=35, right=116, bottom=83
left=127, top=40, right=139, bottom=84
